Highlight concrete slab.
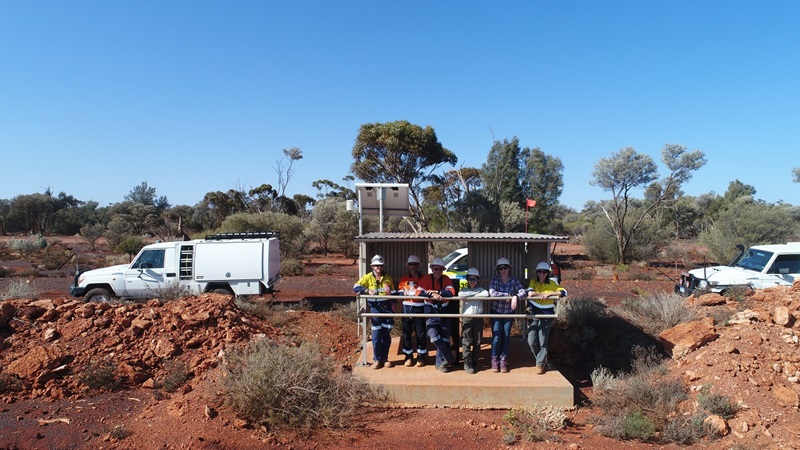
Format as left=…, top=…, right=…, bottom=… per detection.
left=354, top=336, right=574, bottom=409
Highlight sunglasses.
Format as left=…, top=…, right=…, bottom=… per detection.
left=498, top=266, right=509, bottom=270
left=407, top=262, right=420, bottom=266
left=467, top=277, right=478, bottom=282
left=431, top=267, right=444, bottom=271
left=536, top=270, right=549, bottom=274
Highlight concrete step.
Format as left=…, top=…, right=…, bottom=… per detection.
left=353, top=336, right=574, bottom=409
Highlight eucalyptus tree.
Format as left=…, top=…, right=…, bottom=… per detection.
left=423, top=167, right=483, bottom=231
left=590, top=144, right=706, bottom=264
left=10, top=190, right=78, bottom=234
left=312, top=176, right=356, bottom=200
left=351, top=120, right=457, bottom=232
left=700, top=197, right=796, bottom=263
left=482, top=137, right=524, bottom=204
left=125, top=181, right=170, bottom=212
left=309, top=197, right=340, bottom=255
left=273, top=147, right=303, bottom=200
left=523, top=147, right=564, bottom=234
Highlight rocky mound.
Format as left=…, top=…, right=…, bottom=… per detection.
left=0, top=294, right=357, bottom=402
left=657, top=283, right=800, bottom=446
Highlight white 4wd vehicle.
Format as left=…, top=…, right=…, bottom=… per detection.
left=675, top=242, right=800, bottom=296
left=70, top=232, right=281, bottom=302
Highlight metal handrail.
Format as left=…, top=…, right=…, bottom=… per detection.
left=355, top=294, right=559, bottom=366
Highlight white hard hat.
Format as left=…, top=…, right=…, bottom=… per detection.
left=407, top=255, right=421, bottom=264
left=430, top=257, right=446, bottom=268
left=466, top=267, right=480, bottom=278
left=371, top=255, right=385, bottom=266
left=535, top=261, right=551, bottom=272
left=496, top=257, right=511, bottom=268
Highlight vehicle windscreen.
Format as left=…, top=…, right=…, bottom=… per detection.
left=732, top=249, right=773, bottom=272
left=441, top=249, right=464, bottom=266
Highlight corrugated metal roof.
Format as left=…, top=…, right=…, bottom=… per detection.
left=355, top=232, right=569, bottom=242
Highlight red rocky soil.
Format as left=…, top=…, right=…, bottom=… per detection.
left=1, top=244, right=799, bottom=449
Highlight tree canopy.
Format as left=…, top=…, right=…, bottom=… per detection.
left=590, top=144, right=707, bottom=263
left=351, top=120, right=457, bottom=232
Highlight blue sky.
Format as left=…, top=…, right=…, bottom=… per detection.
left=2, top=1, right=798, bottom=210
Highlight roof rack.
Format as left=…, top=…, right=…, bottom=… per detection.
left=204, top=232, right=279, bottom=240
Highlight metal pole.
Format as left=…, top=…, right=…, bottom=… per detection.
left=377, top=187, right=384, bottom=233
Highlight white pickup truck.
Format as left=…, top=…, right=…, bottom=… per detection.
left=70, top=232, right=281, bottom=302
left=675, top=242, right=800, bottom=296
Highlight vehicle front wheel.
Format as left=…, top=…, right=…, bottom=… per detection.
left=84, top=287, right=116, bottom=303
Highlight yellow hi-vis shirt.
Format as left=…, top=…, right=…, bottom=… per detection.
left=354, top=272, right=395, bottom=299
left=526, top=279, right=566, bottom=309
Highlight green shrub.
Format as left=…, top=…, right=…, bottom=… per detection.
left=104, top=217, right=135, bottom=250
left=0, top=373, right=24, bottom=394
left=280, top=259, right=305, bottom=276
left=662, top=414, right=709, bottom=445
left=614, top=292, right=695, bottom=336
left=329, top=301, right=359, bottom=323
left=221, top=339, right=383, bottom=430
left=722, top=285, right=752, bottom=303
left=8, top=239, right=39, bottom=257
left=80, top=223, right=106, bottom=251
left=501, top=432, right=517, bottom=445
left=575, top=268, right=595, bottom=280
left=160, top=360, right=190, bottom=393
left=109, top=425, right=131, bottom=440
left=590, top=366, right=618, bottom=392
left=0, top=278, right=36, bottom=300
left=503, top=404, right=566, bottom=443
left=592, top=349, right=687, bottom=441
left=698, top=385, right=739, bottom=419
left=620, top=409, right=656, bottom=441
left=79, top=359, right=120, bottom=392
left=152, top=282, right=194, bottom=301
left=709, top=308, right=734, bottom=326
left=316, top=263, right=335, bottom=275
left=235, top=298, right=295, bottom=328
left=557, top=297, right=607, bottom=329
left=41, top=240, right=72, bottom=271
left=295, top=299, right=314, bottom=311
left=115, top=236, right=145, bottom=258
left=582, top=220, right=619, bottom=263
left=221, top=212, right=308, bottom=259
left=631, top=271, right=654, bottom=281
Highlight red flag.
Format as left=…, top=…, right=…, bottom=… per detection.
left=526, top=198, right=536, bottom=208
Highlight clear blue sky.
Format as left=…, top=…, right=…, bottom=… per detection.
left=2, top=1, right=798, bottom=210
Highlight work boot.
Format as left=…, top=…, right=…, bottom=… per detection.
left=491, top=356, right=499, bottom=373
left=404, top=357, right=414, bottom=367
left=384, top=360, right=394, bottom=368
left=500, top=356, right=509, bottom=373
left=436, top=362, right=449, bottom=373
left=536, top=365, right=546, bottom=375
left=415, top=358, right=426, bottom=367
left=464, top=360, right=475, bottom=375
left=372, top=361, right=384, bottom=370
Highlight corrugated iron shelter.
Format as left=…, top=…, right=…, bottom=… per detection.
left=356, top=232, right=569, bottom=284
